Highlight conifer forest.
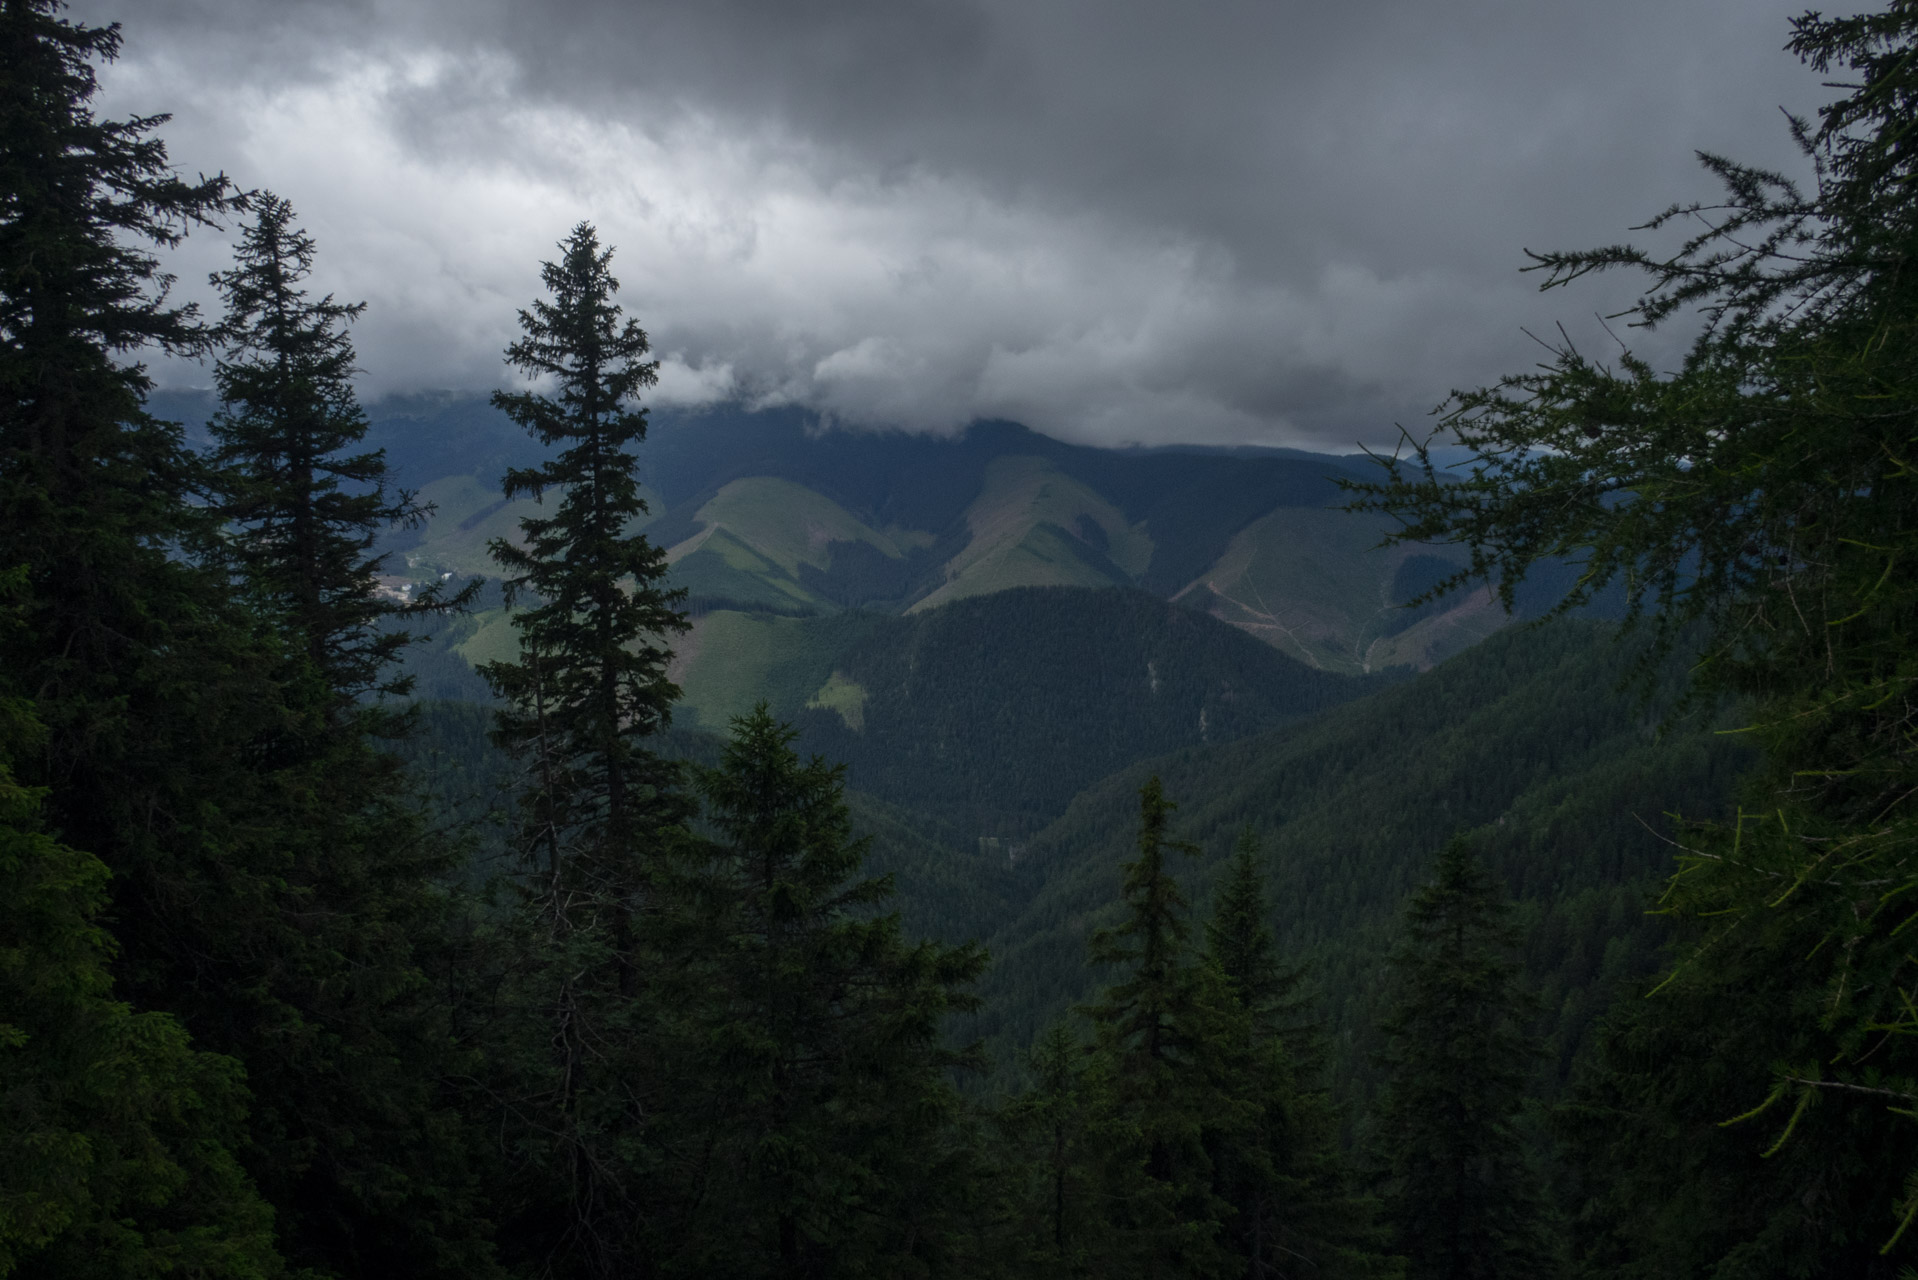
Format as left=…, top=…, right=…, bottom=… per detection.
left=8, top=1, right=1918, bottom=1276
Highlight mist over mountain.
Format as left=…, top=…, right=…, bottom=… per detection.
left=146, top=389, right=1549, bottom=676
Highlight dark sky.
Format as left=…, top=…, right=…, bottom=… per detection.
left=100, top=0, right=1827, bottom=448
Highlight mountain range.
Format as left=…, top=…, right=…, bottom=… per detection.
left=273, top=393, right=1520, bottom=678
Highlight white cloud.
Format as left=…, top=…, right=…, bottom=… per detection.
left=652, top=357, right=736, bottom=407
left=103, top=0, right=1820, bottom=449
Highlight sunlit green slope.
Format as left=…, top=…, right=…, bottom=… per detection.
left=1171, top=506, right=1506, bottom=673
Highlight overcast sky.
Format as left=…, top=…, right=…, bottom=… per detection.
left=95, top=0, right=1829, bottom=449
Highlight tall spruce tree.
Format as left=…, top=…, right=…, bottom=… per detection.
left=1203, top=829, right=1396, bottom=1280
left=477, top=223, right=690, bottom=1279
left=208, top=190, right=441, bottom=704
left=665, top=706, right=986, bottom=1279
left=1373, top=837, right=1554, bottom=1280
left=481, top=220, right=686, bottom=892
left=0, top=0, right=250, bottom=867
left=201, top=194, right=500, bottom=1280
left=0, top=7, right=307, bottom=1273
left=1079, top=777, right=1241, bottom=1280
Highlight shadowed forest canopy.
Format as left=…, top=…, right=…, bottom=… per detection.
left=6, top=2, right=1918, bottom=1278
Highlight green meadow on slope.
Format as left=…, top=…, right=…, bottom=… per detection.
left=908, top=454, right=1151, bottom=609
left=1174, top=505, right=1502, bottom=673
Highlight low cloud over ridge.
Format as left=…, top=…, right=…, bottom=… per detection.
left=100, top=0, right=1819, bottom=448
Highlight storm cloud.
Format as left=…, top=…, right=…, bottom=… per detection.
left=96, top=0, right=1823, bottom=447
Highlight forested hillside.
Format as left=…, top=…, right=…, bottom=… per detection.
left=964, top=619, right=1749, bottom=1101
left=784, top=587, right=1389, bottom=833
left=402, top=616, right=1748, bottom=1113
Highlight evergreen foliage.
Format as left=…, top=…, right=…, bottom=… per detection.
left=1204, top=830, right=1395, bottom=1280
left=992, top=1022, right=1106, bottom=1275
left=0, top=19, right=502, bottom=1273
left=661, top=706, right=987, bottom=1278
left=0, top=8, right=296, bottom=1274
left=476, top=224, right=693, bottom=1279
left=481, top=220, right=688, bottom=881
left=200, top=192, right=496, bottom=1280
left=0, top=0, right=245, bottom=893
left=1349, top=0, right=1918, bottom=1263
left=1077, top=778, right=1240, bottom=1279
left=207, top=191, right=438, bottom=704
left=1555, top=934, right=1918, bottom=1279
left=969, top=618, right=1745, bottom=1096
left=1373, top=838, right=1555, bottom=1279
left=987, top=789, right=1397, bottom=1279
left=791, top=586, right=1380, bottom=835
left=1206, top=828, right=1307, bottom=1050
left=0, top=611, right=279, bottom=1279
left=0, top=0, right=245, bottom=871
left=15, top=5, right=1897, bottom=1277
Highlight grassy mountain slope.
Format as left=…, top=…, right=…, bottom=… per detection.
left=285, top=396, right=1553, bottom=707
left=366, top=469, right=666, bottom=582
left=667, top=526, right=832, bottom=614
left=625, top=411, right=1519, bottom=667
left=668, top=609, right=888, bottom=731
left=1173, top=506, right=1505, bottom=673
left=964, top=619, right=1751, bottom=1099
left=910, top=455, right=1149, bottom=609
left=691, top=477, right=913, bottom=574
left=656, top=476, right=934, bottom=614
left=394, top=474, right=549, bottom=577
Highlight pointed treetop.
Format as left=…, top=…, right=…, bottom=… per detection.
left=1089, top=775, right=1199, bottom=977
left=494, top=221, right=658, bottom=451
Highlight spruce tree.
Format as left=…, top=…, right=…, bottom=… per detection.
left=668, top=706, right=986, bottom=1279
left=0, top=0, right=246, bottom=863
left=0, top=8, right=305, bottom=1271
left=477, top=223, right=690, bottom=1279
left=1373, top=837, right=1554, bottom=1279
left=481, top=220, right=687, bottom=894
left=1079, top=777, right=1240, bottom=1280
left=1206, top=827, right=1311, bottom=1053
left=208, top=190, right=444, bottom=705
left=202, top=193, right=500, bottom=1280
left=1204, top=829, right=1396, bottom=1280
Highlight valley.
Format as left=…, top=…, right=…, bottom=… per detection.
left=330, top=392, right=1718, bottom=1112
left=141, top=385, right=1756, bottom=1273
left=20, top=3, right=1910, bottom=1268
